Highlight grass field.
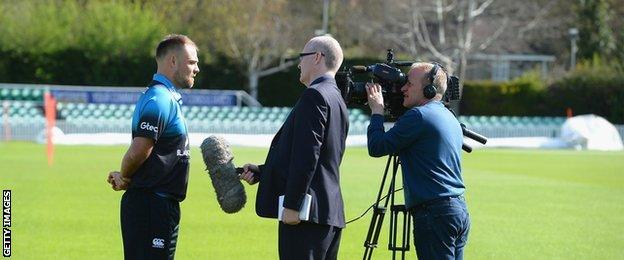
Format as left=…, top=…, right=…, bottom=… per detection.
left=1, top=141, right=623, bottom=259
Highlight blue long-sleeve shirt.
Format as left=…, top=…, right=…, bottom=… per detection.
left=367, top=101, right=465, bottom=208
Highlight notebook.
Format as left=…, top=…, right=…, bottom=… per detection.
left=278, top=194, right=312, bottom=221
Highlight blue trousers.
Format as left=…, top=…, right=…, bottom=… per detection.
left=410, top=196, right=470, bottom=260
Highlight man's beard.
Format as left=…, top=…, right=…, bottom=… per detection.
left=174, top=71, right=193, bottom=88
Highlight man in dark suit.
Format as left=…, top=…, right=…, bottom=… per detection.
left=240, top=35, right=349, bottom=260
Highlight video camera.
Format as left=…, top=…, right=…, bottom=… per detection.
left=336, top=49, right=460, bottom=121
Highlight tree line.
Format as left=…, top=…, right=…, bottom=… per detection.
left=0, top=0, right=622, bottom=112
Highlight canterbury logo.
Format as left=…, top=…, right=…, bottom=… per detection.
left=140, top=122, right=158, bottom=133
left=152, top=238, right=165, bottom=249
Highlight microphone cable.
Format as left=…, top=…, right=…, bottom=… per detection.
left=345, top=188, right=403, bottom=225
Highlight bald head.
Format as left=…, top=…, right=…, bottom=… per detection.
left=410, top=62, right=447, bottom=95
left=306, top=35, right=344, bottom=73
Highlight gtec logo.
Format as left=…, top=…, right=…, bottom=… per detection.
left=140, top=122, right=158, bottom=133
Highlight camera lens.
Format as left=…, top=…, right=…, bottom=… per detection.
left=348, top=82, right=368, bottom=106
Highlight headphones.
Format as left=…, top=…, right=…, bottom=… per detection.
left=423, top=63, right=439, bottom=99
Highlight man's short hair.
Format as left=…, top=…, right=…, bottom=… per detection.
left=308, top=35, right=344, bottom=72
left=411, top=62, right=448, bottom=95
left=155, top=34, right=197, bottom=60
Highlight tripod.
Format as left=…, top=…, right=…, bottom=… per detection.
left=363, top=154, right=411, bottom=260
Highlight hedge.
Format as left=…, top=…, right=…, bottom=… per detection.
left=545, top=71, right=624, bottom=124
left=461, top=66, right=624, bottom=124
left=460, top=72, right=547, bottom=117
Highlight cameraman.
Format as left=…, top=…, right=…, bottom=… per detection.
left=365, top=62, right=470, bottom=260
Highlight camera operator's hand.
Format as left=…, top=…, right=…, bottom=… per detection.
left=366, top=83, right=385, bottom=115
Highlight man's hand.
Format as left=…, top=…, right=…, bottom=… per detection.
left=107, top=171, right=130, bottom=191
left=239, top=163, right=260, bottom=185
left=366, top=83, right=384, bottom=115
left=282, top=208, right=301, bottom=225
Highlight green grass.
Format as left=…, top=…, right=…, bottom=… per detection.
left=1, top=142, right=623, bottom=259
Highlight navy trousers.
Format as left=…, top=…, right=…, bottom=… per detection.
left=121, top=190, right=180, bottom=260
left=410, top=196, right=470, bottom=260
left=278, top=221, right=342, bottom=260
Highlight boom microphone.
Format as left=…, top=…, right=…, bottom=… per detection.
left=200, top=135, right=246, bottom=213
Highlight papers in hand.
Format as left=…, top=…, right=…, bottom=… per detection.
left=278, top=194, right=312, bottom=221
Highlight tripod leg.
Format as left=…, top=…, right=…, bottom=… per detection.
left=363, top=206, right=386, bottom=260
left=403, top=211, right=412, bottom=259
left=387, top=155, right=411, bottom=259
left=389, top=205, right=410, bottom=252
left=363, top=155, right=411, bottom=259
left=362, top=156, right=394, bottom=260
left=401, top=208, right=410, bottom=259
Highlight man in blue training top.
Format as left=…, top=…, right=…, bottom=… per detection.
left=365, top=62, right=470, bottom=260
left=107, top=34, right=199, bottom=259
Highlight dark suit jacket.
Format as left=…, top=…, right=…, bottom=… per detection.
left=255, top=76, right=349, bottom=228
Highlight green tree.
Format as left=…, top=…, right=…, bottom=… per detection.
left=0, top=0, right=167, bottom=85
left=0, top=0, right=79, bottom=54
left=575, top=0, right=616, bottom=60
left=178, top=0, right=317, bottom=99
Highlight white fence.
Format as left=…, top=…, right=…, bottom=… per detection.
left=2, top=116, right=623, bottom=145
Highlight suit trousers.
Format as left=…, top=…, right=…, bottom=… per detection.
left=278, top=221, right=342, bottom=260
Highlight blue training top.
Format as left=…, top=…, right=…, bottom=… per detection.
left=129, top=73, right=190, bottom=201
left=367, top=100, right=464, bottom=208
